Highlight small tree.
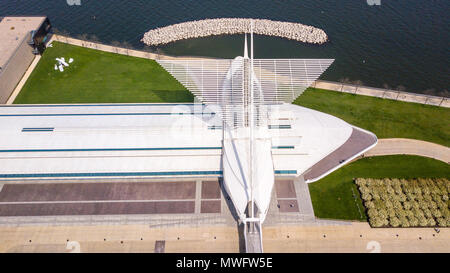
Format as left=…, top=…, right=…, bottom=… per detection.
left=390, top=216, right=400, bottom=227
left=339, top=78, right=351, bottom=92
left=399, top=217, right=410, bottom=228
left=111, top=41, right=121, bottom=53
left=353, top=80, right=363, bottom=94
left=437, top=218, right=446, bottom=227
left=396, top=85, right=406, bottom=92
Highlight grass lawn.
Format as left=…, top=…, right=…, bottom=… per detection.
left=14, top=41, right=193, bottom=104
left=295, top=89, right=450, bottom=147
left=308, top=155, right=450, bottom=221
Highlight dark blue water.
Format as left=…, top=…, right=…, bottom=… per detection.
left=1, top=0, right=449, bottom=96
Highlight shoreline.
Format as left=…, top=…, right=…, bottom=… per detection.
left=9, top=35, right=450, bottom=108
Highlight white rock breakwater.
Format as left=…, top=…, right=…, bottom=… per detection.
left=141, top=18, right=328, bottom=46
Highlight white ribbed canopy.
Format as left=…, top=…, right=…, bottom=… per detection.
left=157, top=58, right=334, bottom=128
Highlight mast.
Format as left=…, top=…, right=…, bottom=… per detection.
left=249, top=20, right=255, bottom=219
left=244, top=33, right=249, bottom=59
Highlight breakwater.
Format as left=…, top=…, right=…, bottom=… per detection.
left=141, top=18, right=328, bottom=46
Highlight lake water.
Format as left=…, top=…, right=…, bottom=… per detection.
left=1, top=0, right=449, bottom=96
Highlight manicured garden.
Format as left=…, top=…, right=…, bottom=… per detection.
left=356, top=178, right=449, bottom=227
left=308, top=155, right=450, bottom=221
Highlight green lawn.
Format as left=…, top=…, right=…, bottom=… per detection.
left=14, top=41, right=193, bottom=104
left=295, top=89, right=450, bottom=147
left=308, top=155, right=450, bottom=221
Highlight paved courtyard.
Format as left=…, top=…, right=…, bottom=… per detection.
left=0, top=176, right=447, bottom=253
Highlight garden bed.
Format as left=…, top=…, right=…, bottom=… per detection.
left=356, top=178, right=449, bottom=227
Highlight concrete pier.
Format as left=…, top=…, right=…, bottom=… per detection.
left=141, top=18, right=328, bottom=46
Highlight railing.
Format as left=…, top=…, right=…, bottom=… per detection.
left=313, top=80, right=449, bottom=108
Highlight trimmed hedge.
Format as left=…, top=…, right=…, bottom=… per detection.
left=356, top=178, right=449, bottom=228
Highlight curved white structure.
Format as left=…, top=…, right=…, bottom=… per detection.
left=0, top=22, right=377, bottom=253
left=154, top=24, right=377, bottom=252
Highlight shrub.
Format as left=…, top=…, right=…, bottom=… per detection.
left=369, top=216, right=385, bottom=228
left=405, top=210, right=414, bottom=219
left=387, top=208, right=396, bottom=218
left=367, top=208, right=378, bottom=219
left=427, top=218, right=436, bottom=227
left=423, top=194, right=432, bottom=202
left=392, top=201, right=402, bottom=210
left=390, top=217, right=401, bottom=227
left=437, top=218, right=446, bottom=227
left=365, top=201, right=375, bottom=209
left=409, top=216, right=419, bottom=226
left=423, top=208, right=433, bottom=219
left=355, top=178, right=365, bottom=187
left=411, top=201, right=420, bottom=210
left=431, top=209, right=442, bottom=218
left=406, top=193, right=416, bottom=201
left=403, top=201, right=412, bottom=210
left=399, top=217, right=410, bottom=228
left=429, top=201, right=438, bottom=210
left=413, top=208, right=424, bottom=218
left=418, top=215, right=428, bottom=227
left=397, top=193, right=407, bottom=202
left=385, top=200, right=393, bottom=209
left=361, top=192, right=372, bottom=202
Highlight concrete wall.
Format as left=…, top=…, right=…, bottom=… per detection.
left=0, top=33, right=35, bottom=103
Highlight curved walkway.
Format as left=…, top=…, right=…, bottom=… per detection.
left=364, top=138, right=450, bottom=163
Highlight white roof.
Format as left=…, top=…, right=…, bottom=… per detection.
left=0, top=103, right=356, bottom=180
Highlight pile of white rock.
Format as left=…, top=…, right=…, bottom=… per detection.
left=141, top=18, right=328, bottom=46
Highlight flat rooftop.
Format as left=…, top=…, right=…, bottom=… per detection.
left=0, top=16, right=46, bottom=69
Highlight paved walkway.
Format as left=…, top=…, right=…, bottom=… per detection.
left=0, top=222, right=447, bottom=253
left=5, top=55, right=41, bottom=104
left=305, top=127, right=377, bottom=182
left=262, top=222, right=449, bottom=253
left=365, top=138, right=450, bottom=163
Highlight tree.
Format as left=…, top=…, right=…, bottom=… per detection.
left=390, top=216, right=400, bottom=227
left=394, top=85, right=405, bottom=100
left=396, top=85, right=406, bottom=92
left=121, top=41, right=132, bottom=55
left=437, top=218, right=446, bottom=227
left=339, top=78, right=350, bottom=92
left=89, top=34, right=101, bottom=49
left=111, top=41, right=121, bottom=53
left=353, top=80, right=363, bottom=94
